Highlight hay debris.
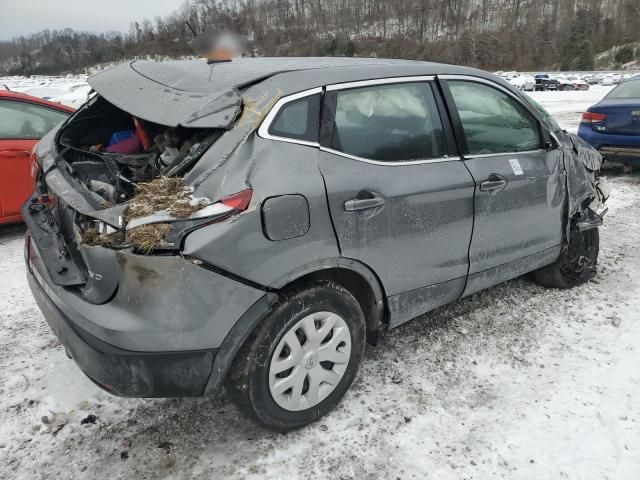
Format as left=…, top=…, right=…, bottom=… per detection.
left=81, top=229, right=123, bottom=247
left=126, top=176, right=208, bottom=220
left=127, top=224, right=172, bottom=254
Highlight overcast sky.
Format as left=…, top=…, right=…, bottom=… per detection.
left=0, top=0, right=187, bottom=40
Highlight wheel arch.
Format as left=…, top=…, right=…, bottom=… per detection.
left=282, top=259, right=388, bottom=346
left=203, top=258, right=388, bottom=396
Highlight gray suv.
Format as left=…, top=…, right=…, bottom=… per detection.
left=24, top=58, right=608, bottom=431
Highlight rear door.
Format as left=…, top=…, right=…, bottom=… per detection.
left=317, top=78, right=475, bottom=325
left=440, top=77, right=565, bottom=294
left=0, top=99, right=69, bottom=220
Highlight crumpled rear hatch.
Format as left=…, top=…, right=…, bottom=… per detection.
left=27, top=65, right=246, bottom=303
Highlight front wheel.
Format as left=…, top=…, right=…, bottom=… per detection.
left=532, top=228, right=599, bottom=289
left=226, top=281, right=366, bottom=432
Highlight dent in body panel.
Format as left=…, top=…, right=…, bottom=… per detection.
left=183, top=138, right=340, bottom=287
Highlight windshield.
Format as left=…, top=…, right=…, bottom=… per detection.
left=520, top=92, right=563, bottom=134
left=605, top=80, right=640, bottom=99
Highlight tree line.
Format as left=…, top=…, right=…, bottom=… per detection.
left=1, top=0, right=639, bottom=76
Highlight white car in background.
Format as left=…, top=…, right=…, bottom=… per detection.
left=51, top=84, right=92, bottom=107
left=21, top=86, right=68, bottom=100
left=509, top=74, right=535, bottom=91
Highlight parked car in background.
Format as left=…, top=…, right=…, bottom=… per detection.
left=0, top=90, right=73, bottom=224
left=534, top=74, right=559, bottom=91
left=51, top=84, right=92, bottom=108
left=21, top=87, right=69, bottom=101
left=572, top=79, right=590, bottom=91
left=25, top=58, right=608, bottom=431
left=556, top=77, right=576, bottom=91
left=509, top=74, right=535, bottom=91
left=579, top=74, right=640, bottom=170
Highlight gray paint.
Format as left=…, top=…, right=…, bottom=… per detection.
left=261, top=195, right=310, bottom=241
left=462, top=148, right=565, bottom=276
left=26, top=58, right=608, bottom=397
left=318, top=152, right=475, bottom=296
left=182, top=138, right=341, bottom=288
left=28, top=237, right=264, bottom=352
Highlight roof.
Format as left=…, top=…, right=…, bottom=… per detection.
left=88, top=57, right=496, bottom=128
left=0, top=89, right=75, bottom=112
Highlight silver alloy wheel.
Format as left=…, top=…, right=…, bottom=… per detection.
left=268, top=311, right=352, bottom=411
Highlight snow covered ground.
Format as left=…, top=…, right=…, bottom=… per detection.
left=1, top=75, right=90, bottom=107
left=1, top=81, right=639, bottom=480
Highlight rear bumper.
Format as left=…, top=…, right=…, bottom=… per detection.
left=577, top=126, right=640, bottom=165
left=27, top=264, right=216, bottom=397
left=23, top=198, right=267, bottom=396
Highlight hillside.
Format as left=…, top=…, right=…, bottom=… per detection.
left=1, top=0, right=639, bottom=75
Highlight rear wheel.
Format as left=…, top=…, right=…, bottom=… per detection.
left=226, top=281, right=366, bottom=432
left=532, top=227, right=599, bottom=289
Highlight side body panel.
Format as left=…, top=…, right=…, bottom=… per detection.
left=318, top=151, right=475, bottom=325
left=438, top=76, right=566, bottom=297
left=182, top=136, right=342, bottom=288
left=462, top=149, right=565, bottom=275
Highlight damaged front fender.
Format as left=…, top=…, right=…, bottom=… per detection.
left=562, top=132, right=610, bottom=237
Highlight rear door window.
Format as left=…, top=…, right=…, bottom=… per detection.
left=0, top=100, right=69, bottom=139
left=268, top=93, right=320, bottom=142
left=447, top=81, right=542, bottom=155
left=329, top=82, right=446, bottom=162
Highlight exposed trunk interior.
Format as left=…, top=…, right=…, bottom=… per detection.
left=56, top=95, right=221, bottom=207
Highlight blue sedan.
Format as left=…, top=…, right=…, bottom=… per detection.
left=578, top=75, right=640, bottom=168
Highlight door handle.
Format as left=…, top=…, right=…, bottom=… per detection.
left=0, top=150, right=31, bottom=158
left=344, top=195, right=386, bottom=212
left=480, top=174, right=507, bottom=192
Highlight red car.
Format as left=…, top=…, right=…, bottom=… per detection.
left=0, top=90, right=74, bottom=224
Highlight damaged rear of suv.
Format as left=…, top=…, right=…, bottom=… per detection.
left=25, top=58, right=609, bottom=432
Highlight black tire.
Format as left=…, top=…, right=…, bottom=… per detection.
left=532, top=228, right=599, bottom=289
left=226, top=281, right=366, bottom=432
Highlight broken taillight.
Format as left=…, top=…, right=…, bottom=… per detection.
left=220, top=189, right=253, bottom=211
left=29, top=150, right=41, bottom=186
left=125, top=188, right=253, bottom=253
left=581, top=112, right=608, bottom=123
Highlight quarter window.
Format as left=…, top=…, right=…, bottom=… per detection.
left=330, top=82, right=446, bottom=162
left=447, top=81, right=542, bottom=155
left=268, top=94, right=320, bottom=142
left=0, top=100, right=69, bottom=140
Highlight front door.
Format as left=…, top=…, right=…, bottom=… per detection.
left=318, top=79, right=475, bottom=325
left=440, top=78, right=565, bottom=294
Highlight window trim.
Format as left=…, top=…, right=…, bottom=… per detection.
left=319, top=146, right=459, bottom=166
left=0, top=98, right=71, bottom=141
left=438, top=75, right=561, bottom=156
left=257, top=87, right=322, bottom=147
left=325, top=75, right=435, bottom=91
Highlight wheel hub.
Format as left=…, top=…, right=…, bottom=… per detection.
left=268, top=311, right=351, bottom=412
left=303, top=351, right=318, bottom=369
